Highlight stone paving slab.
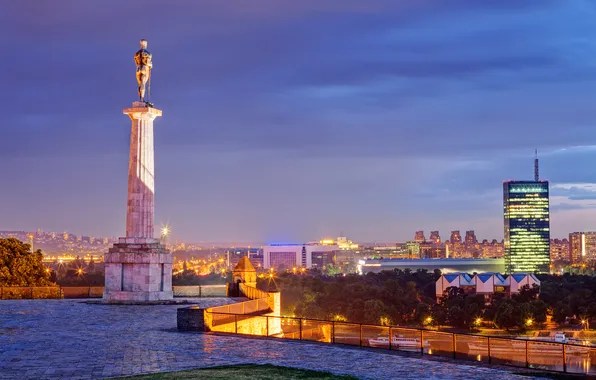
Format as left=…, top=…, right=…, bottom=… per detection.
left=0, top=299, right=542, bottom=379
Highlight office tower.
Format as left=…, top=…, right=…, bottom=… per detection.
left=429, top=231, right=441, bottom=244
left=569, top=232, right=585, bottom=264
left=450, top=230, right=462, bottom=244
left=503, top=181, right=550, bottom=273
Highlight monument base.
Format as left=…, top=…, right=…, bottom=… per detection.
left=103, top=238, right=173, bottom=302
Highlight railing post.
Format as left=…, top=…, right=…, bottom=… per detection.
left=420, top=330, right=424, bottom=354
left=388, top=327, right=392, bottom=350
left=266, top=316, right=269, bottom=337
left=359, top=324, right=363, bottom=347
left=235, top=314, right=238, bottom=334
left=563, top=344, right=567, bottom=373
left=332, top=321, right=335, bottom=344
left=487, top=337, right=491, bottom=364
left=299, top=318, right=303, bottom=340
left=525, top=340, right=529, bottom=368
left=453, top=333, right=456, bottom=359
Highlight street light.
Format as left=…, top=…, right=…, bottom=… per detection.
left=161, top=225, right=170, bottom=237
left=526, top=318, right=533, bottom=327
left=475, top=317, right=482, bottom=326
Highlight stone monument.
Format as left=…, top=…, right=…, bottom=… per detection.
left=103, top=40, right=173, bottom=302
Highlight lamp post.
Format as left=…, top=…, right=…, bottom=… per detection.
left=161, top=225, right=170, bottom=246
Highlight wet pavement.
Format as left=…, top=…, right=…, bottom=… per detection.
left=0, top=299, right=543, bottom=379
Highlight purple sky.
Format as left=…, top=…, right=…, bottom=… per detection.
left=2, top=1, right=596, bottom=243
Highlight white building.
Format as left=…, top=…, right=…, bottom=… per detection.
left=435, top=272, right=540, bottom=302
left=263, top=243, right=338, bottom=270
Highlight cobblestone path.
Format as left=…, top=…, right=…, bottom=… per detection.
left=0, top=299, right=542, bottom=379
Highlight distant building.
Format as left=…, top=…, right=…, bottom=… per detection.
left=550, top=238, right=570, bottom=263
left=503, top=180, right=550, bottom=274
left=263, top=243, right=338, bottom=270
left=569, top=232, right=585, bottom=264
left=585, top=232, right=596, bottom=262
left=429, top=231, right=441, bottom=244
left=414, top=231, right=426, bottom=243
left=358, top=258, right=505, bottom=274
left=464, top=230, right=477, bottom=246
left=226, top=248, right=261, bottom=269
left=435, top=272, right=540, bottom=302
left=450, top=230, right=462, bottom=244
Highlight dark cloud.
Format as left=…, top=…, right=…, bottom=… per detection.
left=2, top=1, right=596, bottom=240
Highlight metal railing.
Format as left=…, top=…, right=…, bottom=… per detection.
left=205, top=311, right=596, bottom=375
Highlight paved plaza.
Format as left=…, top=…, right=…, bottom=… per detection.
left=0, top=299, right=542, bottom=379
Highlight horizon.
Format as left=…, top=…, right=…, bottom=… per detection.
left=3, top=1, right=596, bottom=242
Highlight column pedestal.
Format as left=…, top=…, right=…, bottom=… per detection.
left=104, top=237, right=173, bottom=301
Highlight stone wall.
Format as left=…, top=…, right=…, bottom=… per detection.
left=178, top=284, right=282, bottom=334
left=172, top=285, right=226, bottom=297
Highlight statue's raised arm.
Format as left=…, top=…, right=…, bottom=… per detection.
left=134, top=39, right=153, bottom=103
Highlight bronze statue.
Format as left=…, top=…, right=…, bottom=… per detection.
left=134, top=39, right=153, bottom=102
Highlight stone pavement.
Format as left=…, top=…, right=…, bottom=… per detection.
left=0, top=299, right=542, bottom=379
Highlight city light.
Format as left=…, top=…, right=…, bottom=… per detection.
left=161, top=225, right=170, bottom=237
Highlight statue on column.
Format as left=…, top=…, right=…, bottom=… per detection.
left=134, top=39, right=153, bottom=103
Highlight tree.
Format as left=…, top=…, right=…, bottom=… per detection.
left=494, top=300, right=518, bottom=330
left=0, top=238, right=52, bottom=286
left=553, top=301, right=572, bottom=324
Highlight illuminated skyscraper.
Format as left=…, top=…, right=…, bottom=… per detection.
left=503, top=181, right=550, bottom=273
left=429, top=231, right=441, bottom=244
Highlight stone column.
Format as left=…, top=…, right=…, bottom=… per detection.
left=103, top=102, right=173, bottom=302
left=124, top=102, right=161, bottom=238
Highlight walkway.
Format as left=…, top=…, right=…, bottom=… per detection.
left=0, top=299, right=541, bottom=379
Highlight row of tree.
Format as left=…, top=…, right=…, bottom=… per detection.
left=259, top=269, right=596, bottom=331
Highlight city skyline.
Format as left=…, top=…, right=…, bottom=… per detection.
left=3, top=2, right=596, bottom=242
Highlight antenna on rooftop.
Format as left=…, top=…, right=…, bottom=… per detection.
left=534, top=149, right=539, bottom=181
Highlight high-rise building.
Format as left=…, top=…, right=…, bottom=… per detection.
left=414, top=231, right=426, bottom=243
left=450, top=231, right=462, bottom=244
left=503, top=180, right=550, bottom=273
left=585, top=232, right=596, bottom=262
left=569, top=232, right=584, bottom=264
left=464, top=230, right=477, bottom=246
left=550, top=238, right=570, bottom=263
left=429, top=231, right=441, bottom=244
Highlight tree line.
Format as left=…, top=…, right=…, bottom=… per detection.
left=258, top=269, right=596, bottom=331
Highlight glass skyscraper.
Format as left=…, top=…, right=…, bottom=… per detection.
left=503, top=181, right=550, bottom=274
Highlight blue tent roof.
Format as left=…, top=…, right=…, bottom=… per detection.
left=444, top=274, right=458, bottom=282
left=477, top=274, right=492, bottom=283
left=511, top=274, right=527, bottom=282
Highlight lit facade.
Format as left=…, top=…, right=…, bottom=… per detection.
left=263, top=243, right=338, bottom=270
left=503, top=181, right=550, bottom=274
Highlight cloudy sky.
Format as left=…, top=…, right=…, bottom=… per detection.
left=2, top=1, right=596, bottom=243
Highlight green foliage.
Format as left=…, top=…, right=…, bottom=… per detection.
left=119, top=364, right=358, bottom=380
left=260, top=269, right=437, bottom=324
left=0, top=238, right=52, bottom=286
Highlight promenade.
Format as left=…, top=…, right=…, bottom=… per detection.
left=0, top=299, right=540, bottom=379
